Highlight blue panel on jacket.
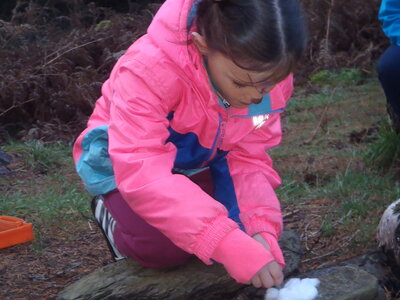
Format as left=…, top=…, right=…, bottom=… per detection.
left=210, top=157, right=243, bottom=228
left=166, top=112, right=213, bottom=169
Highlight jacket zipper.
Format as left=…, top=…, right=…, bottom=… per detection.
left=201, top=110, right=229, bottom=167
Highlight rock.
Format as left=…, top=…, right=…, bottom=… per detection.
left=336, top=250, right=396, bottom=299
left=0, top=150, right=12, bottom=175
left=306, top=265, right=380, bottom=300
left=234, top=264, right=384, bottom=300
left=0, top=166, right=11, bottom=175
left=112, top=50, right=126, bottom=60
left=57, top=258, right=242, bottom=300
left=57, top=230, right=302, bottom=300
left=279, top=229, right=302, bottom=277
left=0, top=150, right=12, bottom=166
left=336, top=249, right=391, bottom=281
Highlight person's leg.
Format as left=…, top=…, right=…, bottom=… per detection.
left=378, top=45, right=400, bottom=130
left=103, top=190, right=192, bottom=268
left=100, top=169, right=215, bottom=268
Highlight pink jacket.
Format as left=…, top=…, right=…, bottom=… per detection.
left=73, top=0, right=293, bottom=283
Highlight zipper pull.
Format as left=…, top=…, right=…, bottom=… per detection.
left=221, top=98, right=231, bottom=109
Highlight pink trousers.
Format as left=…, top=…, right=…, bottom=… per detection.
left=103, top=170, right=214, bottom=268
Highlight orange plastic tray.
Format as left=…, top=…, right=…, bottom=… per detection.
left=0, top=216, right=34, bottom=249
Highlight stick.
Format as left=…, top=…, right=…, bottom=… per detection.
left=42, top=36, right=110, bottom=68
left=302, top=248, right=338, bottom=263
left=0, top=98, right=35, bottom=117
left=301, top=230, right=359, bottom=263
left=283, top=209, right=300, bottom=219
left=304, top=87, right=337, bottom=144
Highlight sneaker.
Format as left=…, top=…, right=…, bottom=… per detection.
left=91, top=195, right=126, bottom=261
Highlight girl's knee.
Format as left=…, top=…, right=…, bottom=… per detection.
left=137, top=247, right=192, bottom=269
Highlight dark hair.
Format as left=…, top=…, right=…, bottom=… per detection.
left=196, top=0, right=307, bottom=82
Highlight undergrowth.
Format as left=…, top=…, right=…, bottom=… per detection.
left=272, top=68, right=400, bottom=261
left=0, top=141, right=90, bottom=250
left=0, top=0, right=388, bottom=143
left=365, top=117, right=400, bottom=171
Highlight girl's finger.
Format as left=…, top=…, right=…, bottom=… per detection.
left=269, top=262, right=284, bottom=286
left=259, top=268, right=274, bottom=288
left=251, top=275, right=262, bottom=288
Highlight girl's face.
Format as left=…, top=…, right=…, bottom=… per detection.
left=192, top=32, right=278, bottom=109
left=205, top=51, right=276, bottom=109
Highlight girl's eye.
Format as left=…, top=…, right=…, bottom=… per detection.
left=233, top=81, right=247, bottom=88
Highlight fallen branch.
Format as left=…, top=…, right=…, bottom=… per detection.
left=42, top=36, right=111, bottom=68
left=301, top=230, right=360, bottom=264
left=0, top=98, right=35, bottom=117
left=283, top=209, right=300, bottom=219
left=302, top=248, right=338, bottom=263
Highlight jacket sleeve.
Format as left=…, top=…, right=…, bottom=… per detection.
left=225, top=78, right=293, bottom=260
left=379, top=0, right=400, bottom=46
left=106, top=58, right=275, bottom=283
left=227, top=114, right=284, bottom=239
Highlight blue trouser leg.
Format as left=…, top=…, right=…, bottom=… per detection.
left=378, top=45, right=400, bottom=119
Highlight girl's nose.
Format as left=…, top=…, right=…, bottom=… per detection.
left=256, top=86, right=270, bottom=95
left=250, top=86, right=263, bottom=98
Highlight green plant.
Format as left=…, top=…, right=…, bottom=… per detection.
left=309, top=68, right=366, bottom=86
left=320, top=217, right=335, bottom=237
left=365, top=117, right=400, bottom=170
left=95, top=20, right=112, bottom=31
left=0, top=141, right=90, bottom=249
left=309, top=70, right=331, bottom=84
left=276, top=176, right=313, bottom=204
left=335, top=69, right=365, bottom=85
left=341, top=197, right=370, bottom=218
left=0, top=178, right=90, bottom=222
left=2, top=140, right=72, bottom=173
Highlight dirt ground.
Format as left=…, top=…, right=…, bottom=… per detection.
left=0, top=200, right=392, bottom=300
left=0, top=143, right=394, bottom=300
left=0, top=203, right=355, bottom=300
left=0, top=221, right=114, bottom=300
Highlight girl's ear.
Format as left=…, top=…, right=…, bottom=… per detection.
left=191, top=32, right=209, bottom=55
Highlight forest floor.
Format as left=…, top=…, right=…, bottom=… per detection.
left=0, top=1, right=398, bottom=299
left=1, top=71, right=399, bottom=299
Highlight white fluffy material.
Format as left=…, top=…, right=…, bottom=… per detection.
left=265, top=278, right=320, bottom=300
left=377, top=198, right=400, bottom=250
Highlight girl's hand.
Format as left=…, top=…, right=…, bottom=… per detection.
left=251, top=233, right=284, bottom=288
left=250, top=260, right=283, bottom=288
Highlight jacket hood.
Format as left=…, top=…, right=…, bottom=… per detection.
left=147, top=0, right=201, bottom=72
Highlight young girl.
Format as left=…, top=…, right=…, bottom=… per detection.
left=73, top=0, right=307, bottom=289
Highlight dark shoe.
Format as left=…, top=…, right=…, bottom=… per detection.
left=91, top=195, right=126, bottom=261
